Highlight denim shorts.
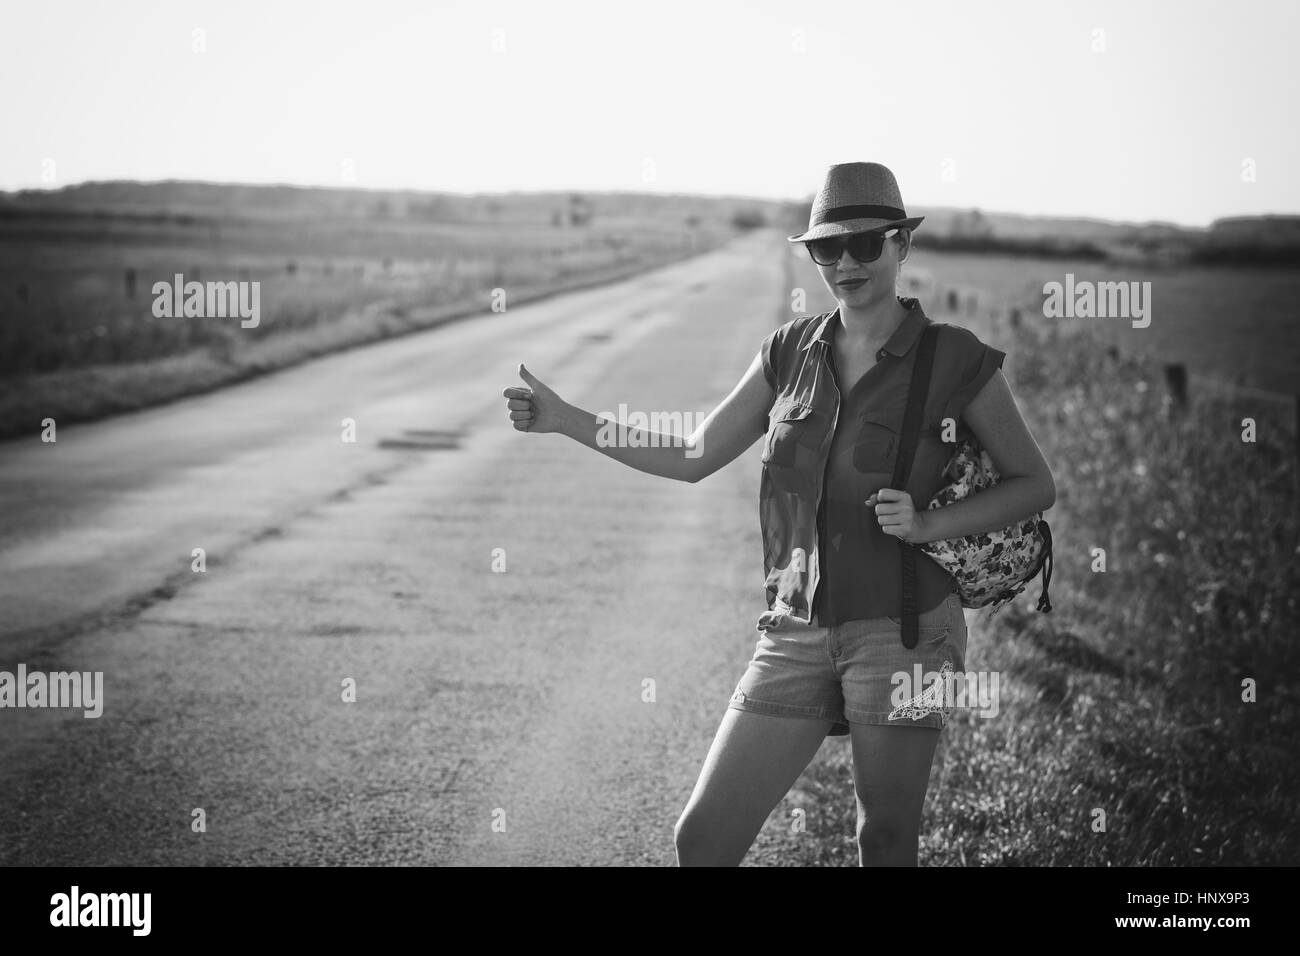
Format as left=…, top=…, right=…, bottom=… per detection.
left=729, top=591, right=968, bottom=735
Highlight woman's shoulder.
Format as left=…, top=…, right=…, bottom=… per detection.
left=927, top=319, right=990, bottom=355
left=928, top=320, right=1004, bottom=371
left=766, top=309, right=834, bottom=349
left=923, top=320, right=1008, bottom=418
left=760, top=310, right=834, bottom=382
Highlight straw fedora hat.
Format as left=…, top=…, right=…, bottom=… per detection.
left=787, top=162, right=925, bottom=242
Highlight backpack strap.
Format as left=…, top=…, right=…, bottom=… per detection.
left=1035, top=520, right=1054, bottom=612
left=892, top=323, right=939, bottom=650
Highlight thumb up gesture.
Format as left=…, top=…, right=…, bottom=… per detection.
left=501, top=363, right=565, bottom=433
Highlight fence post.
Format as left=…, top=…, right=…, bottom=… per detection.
left=1163, top=363, right=1187, bottom=409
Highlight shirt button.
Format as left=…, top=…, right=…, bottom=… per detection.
left=876, top=349, right=886, bottom=360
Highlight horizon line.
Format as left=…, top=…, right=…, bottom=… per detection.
left=5, top=175, right=1299, bottom=232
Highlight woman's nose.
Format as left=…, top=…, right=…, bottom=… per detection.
left=837, top=248, right=862, bottom=269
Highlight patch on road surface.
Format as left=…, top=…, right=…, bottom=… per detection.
left=377, top=429, right=464, bottom=451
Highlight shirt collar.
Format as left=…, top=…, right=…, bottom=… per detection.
left=802, top=296, right=929, bottom=356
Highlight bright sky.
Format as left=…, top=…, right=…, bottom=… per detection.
left=2, top=0, right=1296, bottom=226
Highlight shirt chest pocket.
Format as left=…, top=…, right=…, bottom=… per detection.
left=853, top=411, right=901, bottom=475
left=853, top=410, right=947, bottom=477
left=762, top=399, right=816, bottom=468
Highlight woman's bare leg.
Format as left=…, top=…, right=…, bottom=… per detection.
left=850, top=723, right=942, bottom=866
left=674, top=708, right=833, bottom=866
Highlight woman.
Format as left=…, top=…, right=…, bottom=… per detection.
left=501, top=162, right=1055, bottom=866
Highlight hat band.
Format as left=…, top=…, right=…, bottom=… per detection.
left=818, top=203, right=906, bottom=224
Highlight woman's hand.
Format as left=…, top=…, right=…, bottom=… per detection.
left=867, top=488, right=930, bottom=543
left=501, top=364, right=565, bottom=434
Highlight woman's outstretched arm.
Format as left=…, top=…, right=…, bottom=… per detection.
left=501, top=353, right=773, bottom=483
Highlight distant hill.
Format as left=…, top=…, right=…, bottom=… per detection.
left=0, top=180, right=789, bottom=231
left=0, top=180, right=1202, bottom=241
left=3, top=181, right=1296, bottom=265
left=780, top=199, right=1300, bottom=266
left=909, top=206, right=1204, bottom=245
left=1197, top=215, right=1300, bottom=264
left=777, top=198, right=1213, bottom=263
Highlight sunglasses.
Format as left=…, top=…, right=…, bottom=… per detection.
left=805, top=228, right=900, bottom=267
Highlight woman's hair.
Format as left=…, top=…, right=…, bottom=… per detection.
left=895, top=227, right=912, bottom=264
left=893, top=228, right=913, bottom=296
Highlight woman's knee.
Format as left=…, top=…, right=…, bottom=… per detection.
left=673, top=811, right=699, bottom=865
left=856, top=811, right=919, bottom=864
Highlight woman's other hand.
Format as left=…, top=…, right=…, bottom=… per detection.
left=867, top=488, right=929, bottom=543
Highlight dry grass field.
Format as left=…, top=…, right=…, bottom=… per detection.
left=0, top=185, right=776, bottom=438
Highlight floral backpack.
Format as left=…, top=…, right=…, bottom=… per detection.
left=891, top=323, right=1054, bottom=649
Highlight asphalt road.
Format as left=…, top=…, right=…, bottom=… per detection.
left=0, top=228, right=799, bottom=865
